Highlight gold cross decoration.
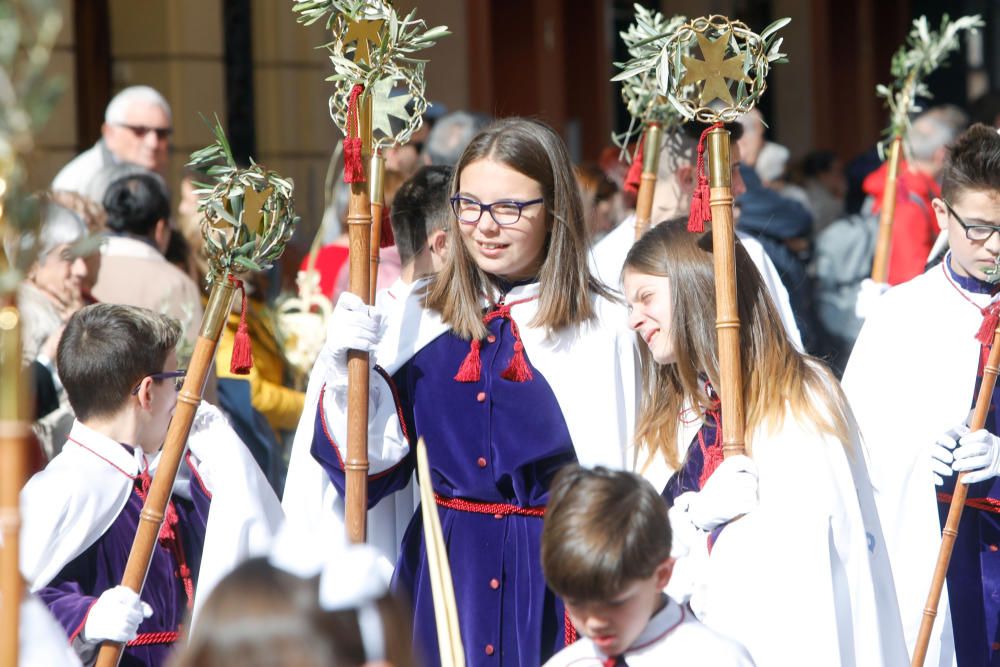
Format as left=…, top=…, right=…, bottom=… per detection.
left=680, top=30, right=751, bottom=106
left=242, top=185, right=273, bottom=235
left=343, top=18, right=385, bottom=65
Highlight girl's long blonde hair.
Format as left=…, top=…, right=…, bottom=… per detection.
left=624, top=219, right=850, bottom=470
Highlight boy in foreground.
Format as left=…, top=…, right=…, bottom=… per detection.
left=541, top=465, right=754, bottom=666
left=20, top=303, right=281, bottom=666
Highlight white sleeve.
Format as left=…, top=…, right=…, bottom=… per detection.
left=317, top=364, right=410, bottom=474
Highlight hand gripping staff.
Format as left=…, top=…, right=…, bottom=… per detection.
left=0, top=2, right=66, bottom=663
left=293, top=0, right=448, bottom=544
left=655, top=14, right=788, bottom=459
left=869, top=14, right=982, bottom=283
left=912, top=303, right=1000, bottom=666
left=95, top=120, right=299, bottom=667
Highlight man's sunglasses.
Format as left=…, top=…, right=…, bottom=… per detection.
left=116, top=123, right=173, bottom=141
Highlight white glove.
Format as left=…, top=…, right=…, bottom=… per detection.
left=323, top=292, right=384, bottom=381
left=930, top=424, right=965, bottom=486
left=675, top=455, right=759, bottom=532
left=855, top=278, right=890, bottom=320
left=82, top=585, right=152, bottom=643
left=953, top=427, right=1000, bottom=485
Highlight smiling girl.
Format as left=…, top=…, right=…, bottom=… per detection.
left=294, top=118, right=639, bottom=666
left=621, top=219, right=907, bottom=667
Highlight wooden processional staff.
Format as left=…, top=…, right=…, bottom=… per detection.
left=0, top=2, right=66, bottom=663
left=657, top=15, right=789, bottom=459
left=294, top=0, right=448, bottom=544
left=869, top=14, right=982, bottom=284
left=95, top=121, right=299, bottom=667
left=0, top=301, right=28, bottom=667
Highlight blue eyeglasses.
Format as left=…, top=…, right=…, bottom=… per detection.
left=450, top=196, right=544, bottom=226
left=131, top=370, right=187, bottom=395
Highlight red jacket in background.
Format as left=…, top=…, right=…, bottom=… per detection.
left=863, top=161, right=940, bottom=285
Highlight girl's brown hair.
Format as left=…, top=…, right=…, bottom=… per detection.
left=423, top=117, right=612, bottom=338
left=171, top=558, right=336, bottom=667
left=624, top=219, right=850, bottom=470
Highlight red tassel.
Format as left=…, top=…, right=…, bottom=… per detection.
left=624, top=132, right=645, bottom=196
left=454, top=339, right=482, bottom=382
left=977, top=302, right=1000, bottom=345
left=380, top=205, right=395, bottom=248
left=344, top=137, right=364, bottom=183
left=343, top=84, right=366, bottom=184
left=230, top=278, right=253, bottom=375
left=688, top=122, right=724, bottom=233
left=500, top=340, right=533, bottom=383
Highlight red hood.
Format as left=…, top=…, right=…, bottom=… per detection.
left=862, top=160, right=940, bottom=210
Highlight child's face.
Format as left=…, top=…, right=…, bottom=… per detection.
left=936, top=188, right=1000, bottom=281
left=563, top=559, right=673, bottom=658
left=623, top=269, right=676, bottom=365
left=456, top=158, right=549, bottom=282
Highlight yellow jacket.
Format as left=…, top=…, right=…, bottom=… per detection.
left=215, top=301, right=305, bottom=433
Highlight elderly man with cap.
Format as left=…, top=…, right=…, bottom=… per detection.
left=52, top=86, right=172, bottom=194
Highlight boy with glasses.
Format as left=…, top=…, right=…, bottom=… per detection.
left=844, top=123, right=1000, bottom=666
left=20, top=303, right=281, bottom=666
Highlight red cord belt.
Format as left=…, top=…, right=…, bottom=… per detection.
left=127, top=630, right=179, bottom=647
left=937, top=491, right=1000, bottom=515
left=434, top=494, right=545, bottom=518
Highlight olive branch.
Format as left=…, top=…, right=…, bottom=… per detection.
left=187, top=116, right=299, bottom=284
left=876, top=13, right=983, bottom=152
left=656, top=15, right=788, bottom=124
left=292, top=0, right=449, bottom=150
left=611, top=9, right=788, bottom=160
left=609, top=5, right=687, bottom=158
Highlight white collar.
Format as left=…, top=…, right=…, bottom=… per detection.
left=625, top=596, right=684, bottom=655
left=65, top=420, right=145, bottom=477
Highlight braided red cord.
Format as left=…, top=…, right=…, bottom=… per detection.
left=453, top=296, right=538, bottom=383
left=127, top=630, right=180, bottom=647
left=564, top=610, right=579, bottom=645
left=434, top=494, right=545, bottom=518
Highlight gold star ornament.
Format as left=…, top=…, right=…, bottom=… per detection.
left=680, top=30, right=752, bottom=106
left=242, top=185, right=273, bottom=235
left=342, top=19, right=384, bottom=65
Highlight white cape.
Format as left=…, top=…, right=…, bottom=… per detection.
left=20, top=415, right=283, bottom=625
left=687, top=402, right=909, bottom=667
left=842, top=263, right=984, bottom=667
left=282, top=280, right=640, bottom=569
left=589, top=214, right=803, bottom=350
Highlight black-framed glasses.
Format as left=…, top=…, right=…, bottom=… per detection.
left=116, top=123, right=173, bottom=141
left=450, top=196, right=544, bottom=226
left=131, top=370, right=187, bottom=395
left=943, top=199, right=1000, bottom=242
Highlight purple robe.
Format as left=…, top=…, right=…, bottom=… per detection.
left=661, top=407, right=729, bottom=548
left=36, top=448, right=211, bottom=667
left=938, top=267, right=1000, bottom=667
left=313, top=309, right=578, bottom=667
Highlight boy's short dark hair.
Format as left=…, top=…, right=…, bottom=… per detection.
left=57, top=303, right=182, bottom=421
left=542, top=465, right=672, bottom=602
left=941, top=123, right=1000, bottom=202
left=390, top=165, right=453, bottom=265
